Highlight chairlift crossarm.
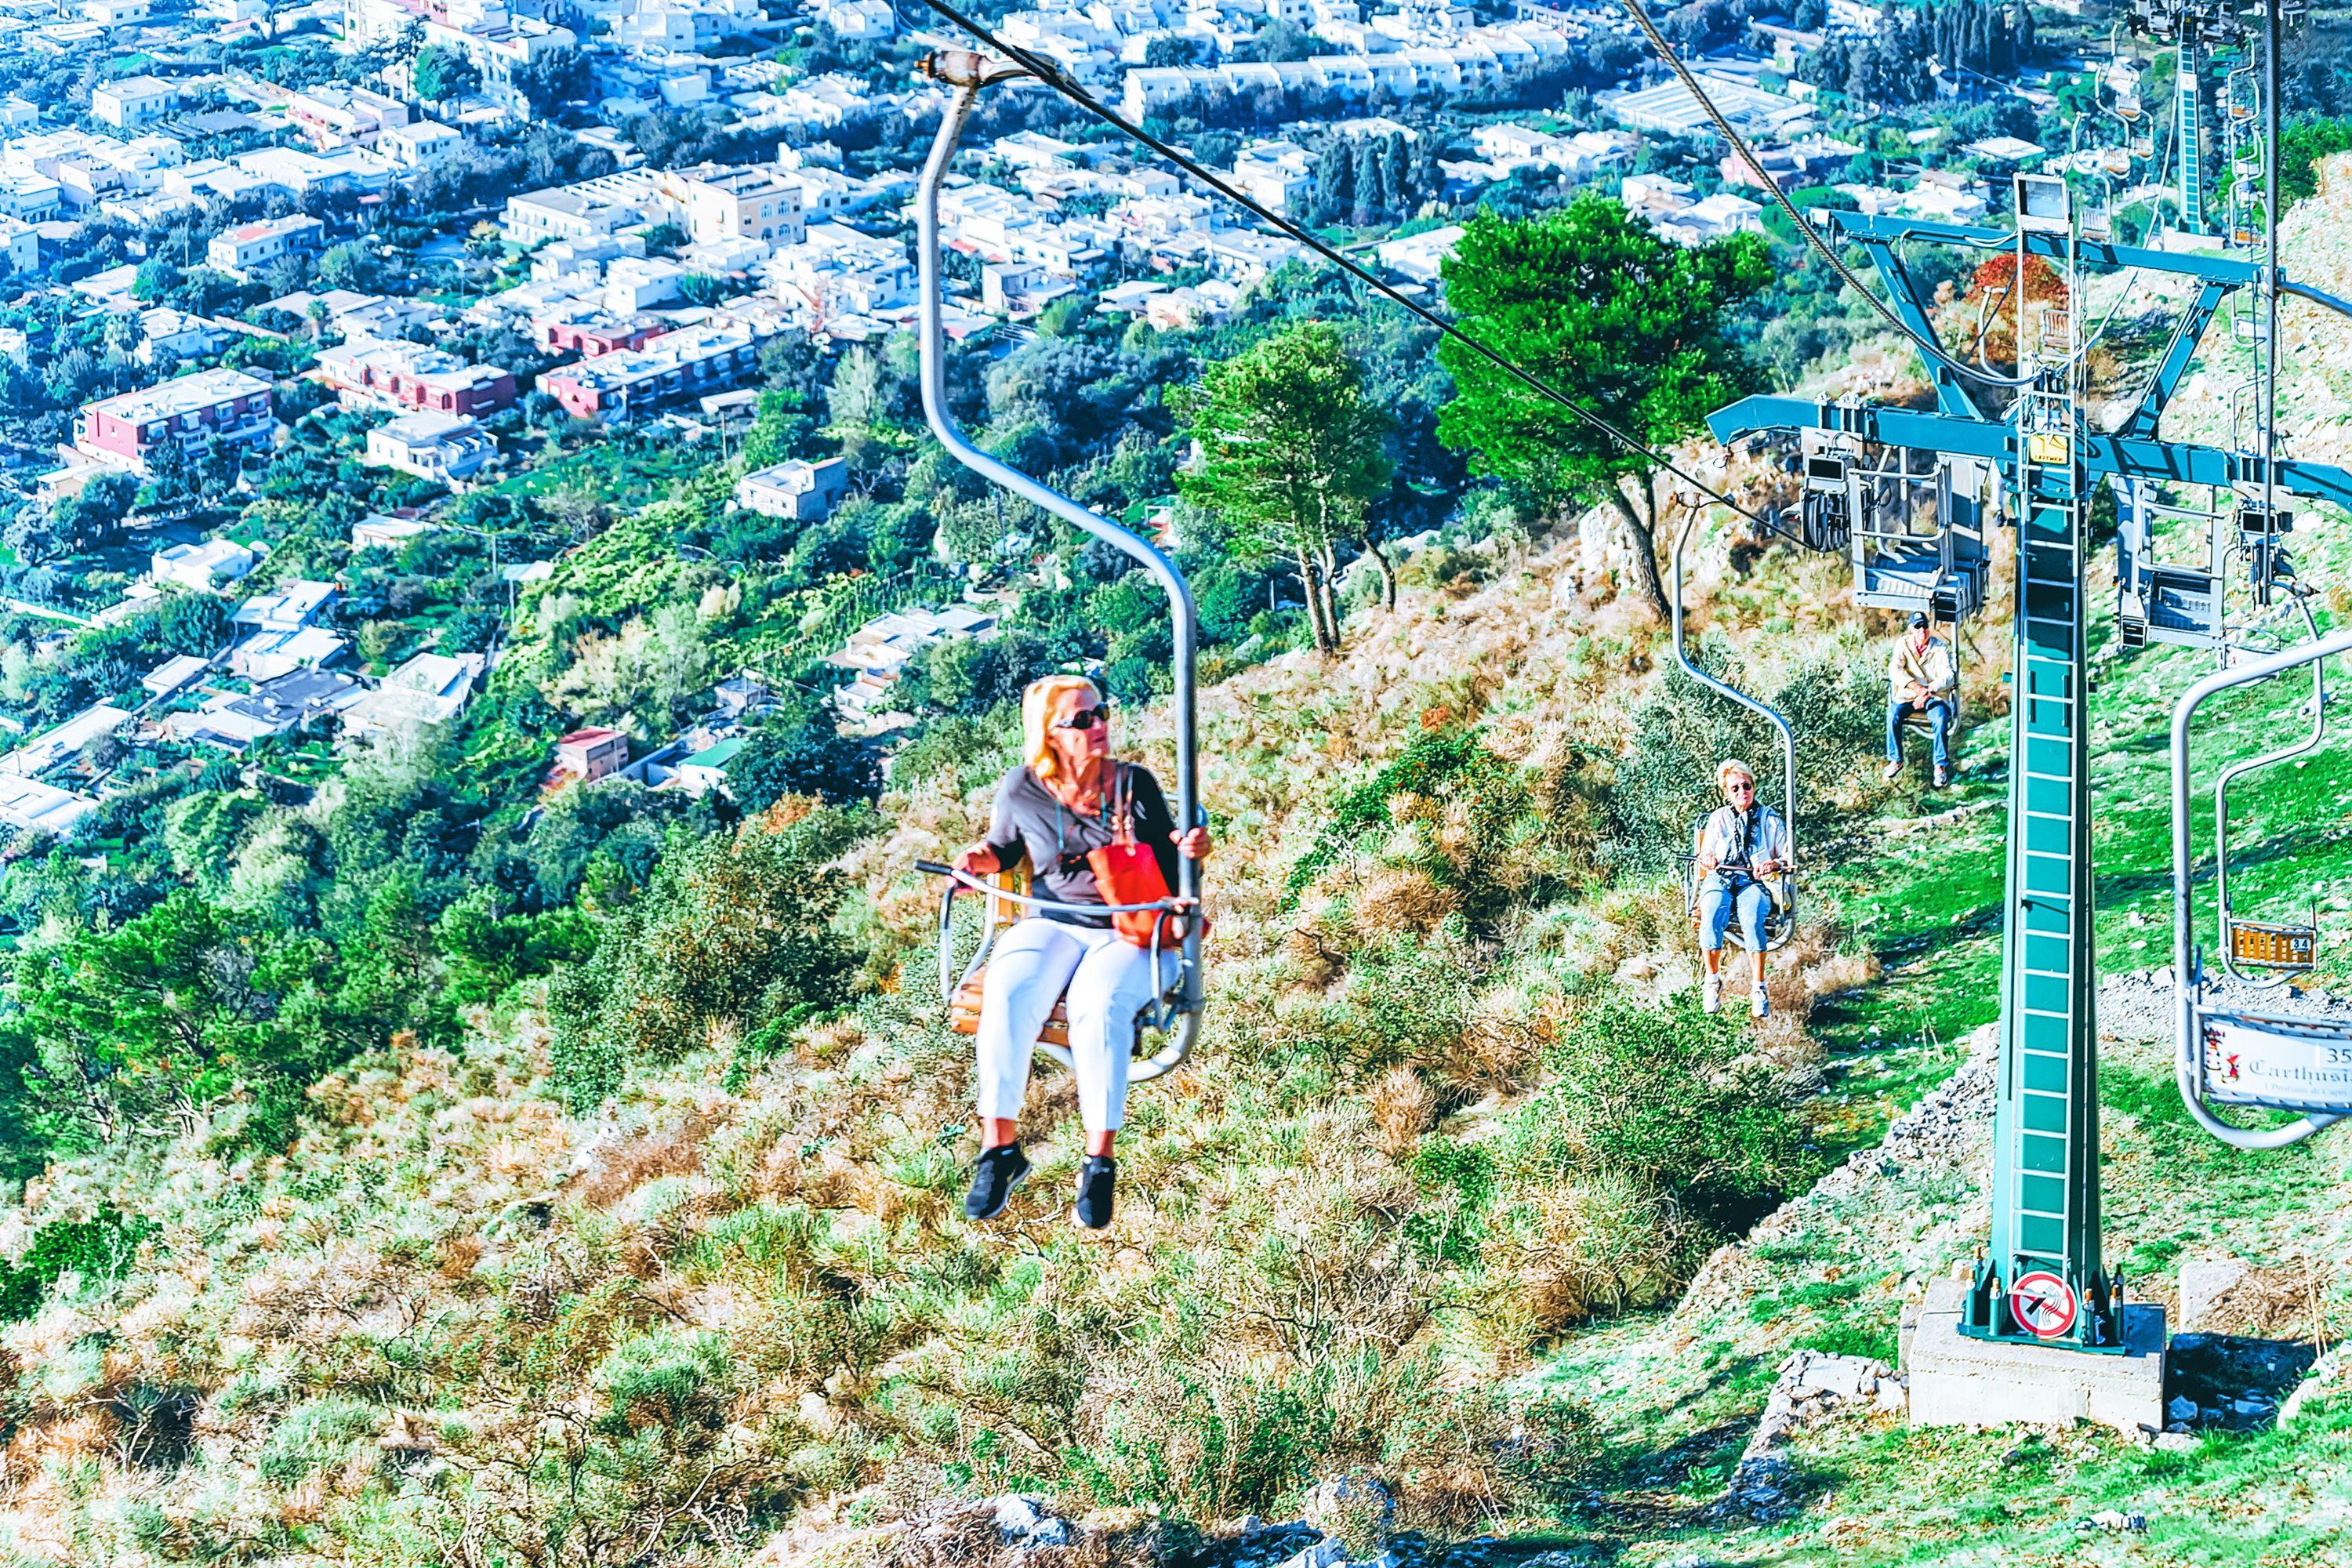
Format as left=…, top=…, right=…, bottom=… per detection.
left=1708, top=396, right=2352, bottom=514
left=1855, top=238, right=1983, bottom=420
left=2120, top=280, right=2231, bottom=439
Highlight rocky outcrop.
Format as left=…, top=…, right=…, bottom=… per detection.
left=1719, top=1350, right=1904, bottom=1520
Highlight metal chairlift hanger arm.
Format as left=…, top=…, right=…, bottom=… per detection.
left=900, top=0, right=1769, bottom=532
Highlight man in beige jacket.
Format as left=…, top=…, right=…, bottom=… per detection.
left=1885, top=611, right=1957, bottom=788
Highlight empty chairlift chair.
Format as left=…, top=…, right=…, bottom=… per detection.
left=1824, top=434, right=1991, bottom=626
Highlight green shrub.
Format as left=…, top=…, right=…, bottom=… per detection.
left=1520, top=993, right=1813, bottom=1229
left=1286, top=725, right=1535, bottom=925
left=0, top=1210, right=155, bottom=1321
left=258, top=1398, right=381, bottom=1486
left=550, top=808, right=874, bottom=1110
left=1606, top=644, right=1882, bottom=872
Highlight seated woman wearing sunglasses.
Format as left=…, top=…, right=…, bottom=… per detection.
left=1693, top=757, right=1789, bottom=1020
left=951, top=673, right=1211, bottom=1229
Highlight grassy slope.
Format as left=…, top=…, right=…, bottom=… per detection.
left=11, top=186, right=2352, bottom=1568
left=1514, top=174, right=2352, bottom=1565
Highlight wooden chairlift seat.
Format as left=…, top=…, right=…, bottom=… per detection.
left=927, top=857, right=1192, bottom=1071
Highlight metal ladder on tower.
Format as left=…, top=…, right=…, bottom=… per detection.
left=2178, top=38, right=2207, bottom=234
left=1965, top=205, right=2122, bottom=1351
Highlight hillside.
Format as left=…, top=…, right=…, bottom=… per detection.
left=9, top=193, right=2352, bottom=1568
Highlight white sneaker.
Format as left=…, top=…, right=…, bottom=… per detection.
left=1750, top=983, right=1770, bottom=1019
left=1882, top=758, right=1903, bottom=782
left=1702, top=973, right=1723, bottom=1014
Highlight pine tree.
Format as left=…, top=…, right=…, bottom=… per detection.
left=1352, top=141, right=1380, bottom=225
left=1382, top=134, right=1410, bottom=216
left=1316, top=138, right=1351, bottom=225
left=2016, top=0, right=2036, bottom=60
left=1408, top=136, right=1443, bottom=207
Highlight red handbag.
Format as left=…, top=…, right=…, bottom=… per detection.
left=1087, top=764, right=1186, bottom=949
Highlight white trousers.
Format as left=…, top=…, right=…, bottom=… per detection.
left=975, top=917, right=1164, bottom=1134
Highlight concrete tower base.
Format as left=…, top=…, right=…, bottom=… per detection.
left=1903, top=1276, right=2168, bottom=1436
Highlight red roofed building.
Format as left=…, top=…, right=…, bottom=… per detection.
left=314, top=336, right=517, bottom=418
left=535, top=310, right=671, bottom=358
left=554, top=726, right=629, bottom=783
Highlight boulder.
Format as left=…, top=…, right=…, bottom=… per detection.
left=1272, top=1538, right=1347, bottom=1568
left=2177, top=1258, right=2249, bottom=1332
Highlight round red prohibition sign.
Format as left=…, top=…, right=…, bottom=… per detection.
left=2009, top=1271, right=2078, bottom=1339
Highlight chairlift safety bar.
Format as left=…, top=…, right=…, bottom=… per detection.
left=2169, top=626, right=2352, bottom=1145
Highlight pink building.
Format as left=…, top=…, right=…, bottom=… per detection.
left=78, top=369, right=274, bottom=475
left=537, top=324, right=764, bottom=424
left=314, top=336, right=517, bottom=418
left=554, top=727, right=629, bottom=782
left=534, top=310, right=671, bottom=358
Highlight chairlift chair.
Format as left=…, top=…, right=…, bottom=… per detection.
left=910, top=50, right=1206, bottom=1086
left=2169, top=630, right=2352, bottom=1149
left=2081, top=185, right=2116, bottom=243
left=1668, top=508, right=1799, bottom=954
left=2114, top=478, right=2231, bottom=653
left=1837, top=434, right=1991, bottom=624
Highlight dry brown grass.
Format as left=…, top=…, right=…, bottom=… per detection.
left=573, top=1108, right=721, bottom=1209
left=1350, top=866, right=1462, bottom=942
left=1370, top=1066, right=1436, bottom=1156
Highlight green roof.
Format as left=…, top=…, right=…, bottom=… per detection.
left=684, top=736, right=749, bottom=770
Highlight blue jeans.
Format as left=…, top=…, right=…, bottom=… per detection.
left=1698, top=873, right=1769, bottom=954
left=1887, top=697, right=1955, bottom=772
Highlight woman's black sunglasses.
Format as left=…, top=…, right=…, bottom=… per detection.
left=1054, top=707, right=1108, bottom=731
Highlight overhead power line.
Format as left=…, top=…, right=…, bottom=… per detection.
left=1612, top=0, right=2038, bottom=390
left=903, top=0, right=1774, bottom=528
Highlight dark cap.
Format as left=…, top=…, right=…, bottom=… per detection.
left=1907, top=611, right=1931, bottom=629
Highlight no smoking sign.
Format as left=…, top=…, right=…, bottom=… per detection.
left=2009, top=1271, right=2078, bottom=1339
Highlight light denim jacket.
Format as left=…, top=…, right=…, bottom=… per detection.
left=1695, top=803, right=1791, bottom=879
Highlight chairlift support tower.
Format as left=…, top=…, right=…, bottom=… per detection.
left=1707, top=198, right=2352, bottom=1357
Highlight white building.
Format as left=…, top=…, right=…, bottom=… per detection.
left=351, top=514, right=438, bottom=551
left=343, top=652, right=488, bottom=735
left=367, top=412, right=497, bottom=481
left=135, top=307, right=227, bottom=365
left=207, top=213, right=326, bottom=279
left=381, top=120, right=466, bottom=165
left=229, top=626, right=350, bottom=681
left=502, top=169, right=667, bottom=244
left=735, top=456, right=848, bottom=521
left=91, top=75, right=176, bottom=130
left=232, top=579, right=339, bottom=633
left=602, top=255, right=685, bottom=313
left=0, top=216, right=38, bottom=276
left=342, top=0, right=579, bottom=118
left=1373, top=223, right=1463, bottom=287
left=151, top=538, right=258, bottom=593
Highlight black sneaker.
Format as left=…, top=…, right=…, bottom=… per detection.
left=964, top=1144, right=1029, bottom=1221
left=1073, top=1156, right=1116, bottom=1230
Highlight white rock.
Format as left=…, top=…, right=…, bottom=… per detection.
left=2154, top=1431, right=2198, bottom=1454
left=1797, top=1354, right=1866, bottom=1399
left=1875, top=1378, right=1907, bottom=1415
left=2178, top=1257, right=2249, bottom=1332
left=1275, top=1539, right=1348, bottom=1568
